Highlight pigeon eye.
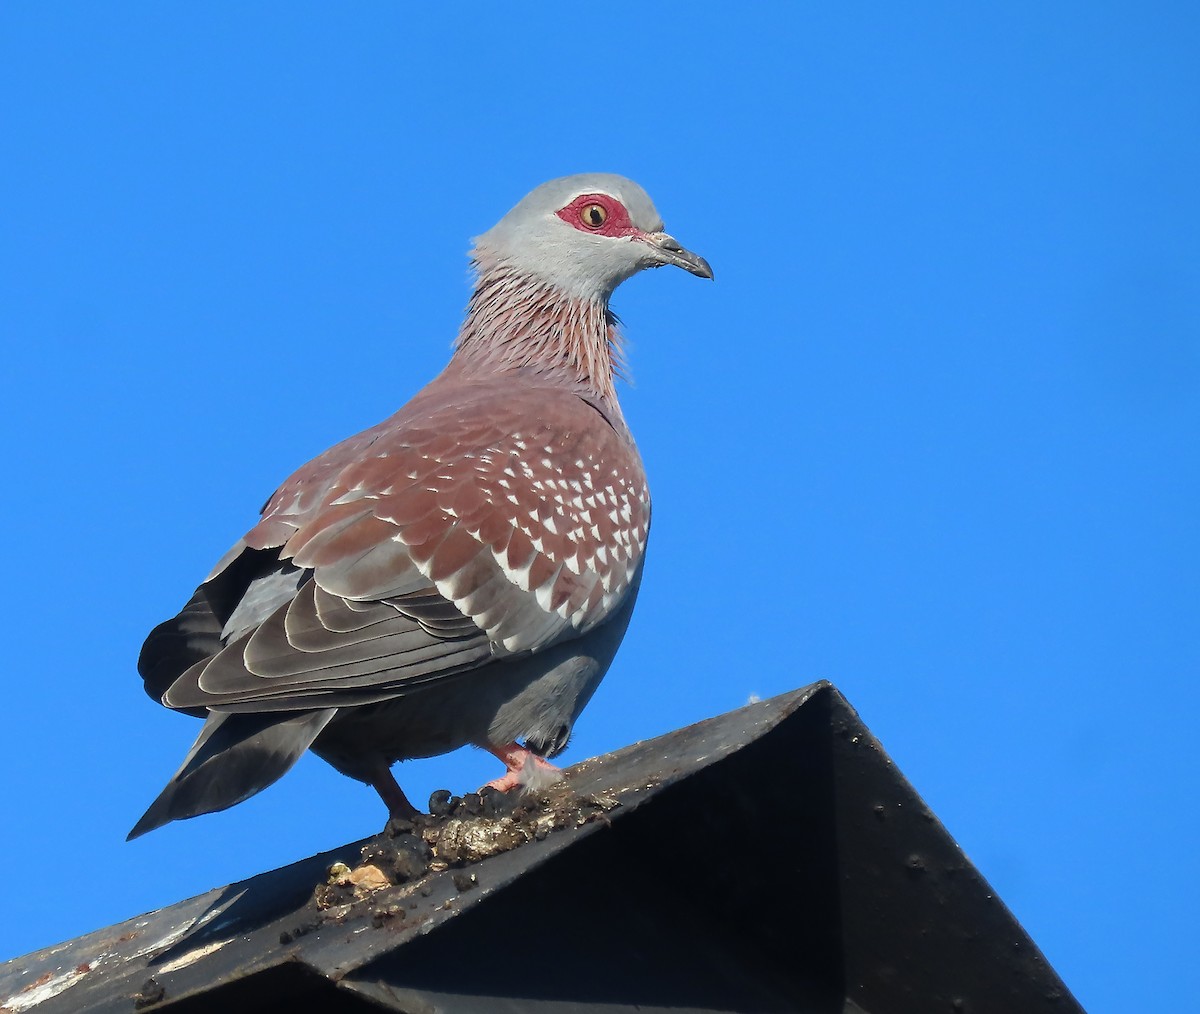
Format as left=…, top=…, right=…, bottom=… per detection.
left=580, top=203, right=608, bottom=229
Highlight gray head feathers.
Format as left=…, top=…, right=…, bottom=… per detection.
left=473, top=174, right=669, bottom=300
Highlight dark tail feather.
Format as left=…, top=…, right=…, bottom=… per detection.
left=128, top=708, right=338, bottom=840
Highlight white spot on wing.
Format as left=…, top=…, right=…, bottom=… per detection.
left=330, top=484, right=373, bottom=505
left=534, top=579, right=557, bottom=611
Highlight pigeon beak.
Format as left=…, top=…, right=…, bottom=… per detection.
left=642, top=231, right=714, bottom=279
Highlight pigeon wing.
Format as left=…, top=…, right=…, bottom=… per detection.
left=154, top=380, right=650, bottom=713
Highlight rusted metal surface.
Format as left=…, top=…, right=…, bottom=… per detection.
left=0, top=683, right=1083, bottom=1013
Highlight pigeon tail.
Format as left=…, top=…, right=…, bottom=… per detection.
left=128, top=708, right=337, bottom=840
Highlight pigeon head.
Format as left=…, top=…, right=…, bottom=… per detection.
left=473, top=173, right=712, bottom=301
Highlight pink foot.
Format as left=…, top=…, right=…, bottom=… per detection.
left=483, top=742, right=564, bottom=793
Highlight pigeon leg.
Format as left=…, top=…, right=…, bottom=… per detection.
left=369, top=763, right=420, bottom=819
left=483, top=742, right=563, bottom=792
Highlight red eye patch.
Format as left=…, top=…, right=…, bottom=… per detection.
left=555, top=193, right=641, bottom=239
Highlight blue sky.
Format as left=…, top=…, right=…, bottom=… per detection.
left=1, top=5, right=1197, bottom=1009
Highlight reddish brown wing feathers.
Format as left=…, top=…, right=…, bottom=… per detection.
left=255, top=379, right=648, bottom=642
left=165, top=378, right=649, bottom=711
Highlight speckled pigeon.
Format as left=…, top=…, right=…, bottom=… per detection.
left=129, top=173, right=712, bottom=839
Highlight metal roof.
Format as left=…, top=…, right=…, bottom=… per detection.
left=0, top=682, right=1083, bottom=1013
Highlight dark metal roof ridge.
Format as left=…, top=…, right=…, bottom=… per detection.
left=0, top=683, right=1084, bottom=1014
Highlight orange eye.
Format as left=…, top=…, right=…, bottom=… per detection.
left=580, top=203, right=608, bottom=228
